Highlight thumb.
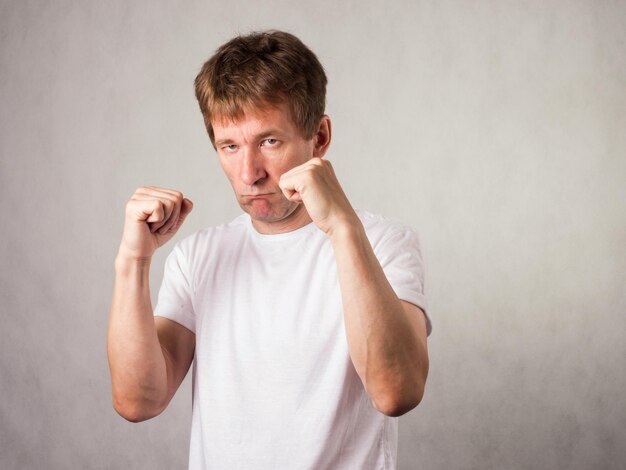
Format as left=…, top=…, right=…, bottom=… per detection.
left=179, top=198, right=194, bottom=224
left=278, top=176, right=302, bottom=202
left=169, top=198, right=193, bottom=234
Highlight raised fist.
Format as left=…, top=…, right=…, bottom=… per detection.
left=118, top=186, right=193, bottom=260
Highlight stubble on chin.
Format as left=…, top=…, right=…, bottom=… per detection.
left=239, top=195, right=299, bottom=224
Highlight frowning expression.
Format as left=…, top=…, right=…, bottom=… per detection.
left=212, top=102, right=328, bottom=234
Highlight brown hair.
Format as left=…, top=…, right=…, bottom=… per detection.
left=194, top=30, right=327, bottom=145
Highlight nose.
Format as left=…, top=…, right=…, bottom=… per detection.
left=240, top=147, right=267, bottom=186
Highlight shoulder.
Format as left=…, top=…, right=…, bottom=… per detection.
left=356, top=209, right=409, bottom=230
left=355, top=209, right=422, bottom=250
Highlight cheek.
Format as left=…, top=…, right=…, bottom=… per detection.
left=263, top=152, right=291, bottom=176
left=298, top=142, right=316, bottom=164
left=217, top=158, right=238, bottom=183
left=275, top=145, right=313, bottom=172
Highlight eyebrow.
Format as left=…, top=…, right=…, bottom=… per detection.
left=214, top=138, right=235, bottom=147
left=214, top=129, right=285, bottom=148
left=256, top=130, right=281, bottom=139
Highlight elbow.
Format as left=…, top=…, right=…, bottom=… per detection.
left=373, top=391, right=423, bottom=417
left=112, top=393, right=164, bottom=423
left=372, top=382, right=426, bottom=417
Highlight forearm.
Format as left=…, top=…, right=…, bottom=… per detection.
left=107, top=255, right=168, bottom=421
left=330, top=222, right=428, bottom=416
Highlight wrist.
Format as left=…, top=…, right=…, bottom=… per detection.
left=327, top=214, right=366, bottom=244
left=115, top=250, right=152, bottom=271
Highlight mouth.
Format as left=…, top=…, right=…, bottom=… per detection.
left=243, top=193, right=274, bottom=198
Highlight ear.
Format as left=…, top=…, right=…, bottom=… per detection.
left=312, top=115, right=332, bottom=159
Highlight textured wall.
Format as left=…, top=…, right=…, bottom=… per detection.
left=1, top=1, right=625, bottom=469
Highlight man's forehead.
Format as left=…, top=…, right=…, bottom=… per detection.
left=211, top=102, right=296, bottom=137
left=213, top=100, right=287, bottom=122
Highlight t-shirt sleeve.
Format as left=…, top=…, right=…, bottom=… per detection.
left=374, top=224, right=432, bottom=336
left=154, top=243, right=196, bottom=334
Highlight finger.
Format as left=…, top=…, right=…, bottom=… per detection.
left=138, top=186, right=184, bottom=198
left=145, top=200, right=171, bottom=232
left=279, top=186, right=297, bottom=201
left=157, top=202, right=181, bottom=235
left=180, top=198, right=193, bottom=220
left=278, top=176, right=303, bottom=202
left=145, top=202, right=165, bottom=227
left=280, top=161, right=319, bottom=180
left=126, top=199, right=164, bottom=224
left=133, top=188, right=183, bottom=206
left=157, top=192, right=185, bottom=235
left=129, top=198, right=171, bottom=232
left=130, top=187, right=185, bottom=233
left=169, top=198, right=194, bottom=233
left=279, top=159, right=329, bottom=189
left=132, top=187, right=182, bottom=215
left=287, top=191, right=303, bottom=203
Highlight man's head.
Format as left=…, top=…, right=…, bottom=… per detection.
left=194, top=30, right=327, bottom=145
left=194, top=31, right=332, bottom=234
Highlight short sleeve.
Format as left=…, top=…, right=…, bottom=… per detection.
left=374, top=225, right=432, bottom=336
left=154, top=243, right=196, bottom=334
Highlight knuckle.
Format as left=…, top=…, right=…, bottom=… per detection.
left=164, top=199, right=175, bottom=211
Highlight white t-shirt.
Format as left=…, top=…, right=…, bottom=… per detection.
left=154, top=210, right=430, bottom=470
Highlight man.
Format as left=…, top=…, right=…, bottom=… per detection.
left=108, top=30, right=431, bottom=469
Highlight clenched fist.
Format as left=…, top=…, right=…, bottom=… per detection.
left=278, top=157, right=358, bottom=236
left=118, top=186, right=193, bottom=260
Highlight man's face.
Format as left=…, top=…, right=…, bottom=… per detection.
left=212, top=102, right=319, bottom=233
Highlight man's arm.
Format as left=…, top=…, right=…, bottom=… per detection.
left=107, top=187, right=195, bottom=422
left=329, top=223, right=428, bottom=417
left=280, top=158, right=429, bottom=417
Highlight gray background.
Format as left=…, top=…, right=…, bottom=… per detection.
left=1, top=0, right=625, bottom=469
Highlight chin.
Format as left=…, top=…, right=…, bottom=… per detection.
left=240, top=200, right=299, bottom=224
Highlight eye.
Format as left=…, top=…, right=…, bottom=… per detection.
left=262, top=138, right=278, bottom=146
left=222, top=144, right=238, bottom=153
